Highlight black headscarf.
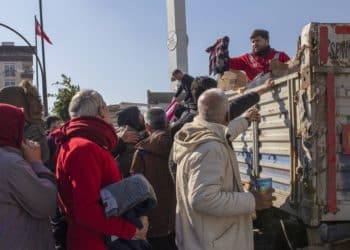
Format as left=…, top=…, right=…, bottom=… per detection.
left=116, top=106, right=145, bottom=131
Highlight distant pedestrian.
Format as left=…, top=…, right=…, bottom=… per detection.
left=131, top=108, right=177, bottom=250
left=46, top=115, right=62, bottom=133
left=45, top=115, right=62, bottom=172
left=0, top=80, right=50, bottom=164
left=115, top=106, right=147, bottom=177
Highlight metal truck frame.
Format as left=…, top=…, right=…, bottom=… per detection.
left=232, top=23, right=350, bottom=248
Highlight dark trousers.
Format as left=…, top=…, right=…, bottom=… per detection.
left=148, top=233, right=177, bottom=250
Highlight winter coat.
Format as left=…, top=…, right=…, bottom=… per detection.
left=130, top=129, right=176, bottom=238
left=116, top=126, right=147, bottom=178
left=0, top=103, right=56, bottom=250
left=174, top=74, right=195, bottom=103
left=55, top=116, right=136, bottom=250
left=172, top=116, right=256, bottom=250
left=0, top=147, right=57, bottom=250
left=115, top=106, right=146, bottom=178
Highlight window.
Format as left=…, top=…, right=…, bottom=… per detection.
left=4, top=80, right=15, bottom=86
left=4, top=64, right=15, bottom=77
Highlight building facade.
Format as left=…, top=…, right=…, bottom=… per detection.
left=147, top=90, right=174, bottom=109
left=0, top=42, right=35, bottom=89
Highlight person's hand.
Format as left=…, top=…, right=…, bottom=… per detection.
left=21, top=139, right=42, bottom=163
left=260, top=78, right=275, bottom=93
left=252, top=188, right=276, bottom=210
left=119, top=126, right=140, bottom=144
left=269, top=58, right=289, bottom=72
left=269, top=58, right=280, bottom=70
left=132, top=216, right=149, bottom=240
left=250, top=78, right=275, bottom=96
left=243, top=108, right=261, bottom=123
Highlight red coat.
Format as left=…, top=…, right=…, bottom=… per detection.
left=55, top=116, right=136, bottom=250
left=229, top=48, right=290, bottom=80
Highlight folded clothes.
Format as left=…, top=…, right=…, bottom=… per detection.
left=100, top=174, right=157, bottom=225
left=101, top=175, right=157, bottom=249
left=206, top=36, right=230, bottom=75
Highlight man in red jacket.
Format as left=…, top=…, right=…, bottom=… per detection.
left=55, top=89, right=148, bottom=250
left=229, top=29, right=290, bottom=81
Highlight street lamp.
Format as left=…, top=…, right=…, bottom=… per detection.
left=0, top=22, right=48, bottom=115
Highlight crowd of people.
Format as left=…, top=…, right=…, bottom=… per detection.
left=0, top=28, right=291, bottom=250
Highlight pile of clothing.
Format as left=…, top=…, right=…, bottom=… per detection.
left=206, top=36, right=230, bottom=75
left=100, top=174, right=157, bottom=250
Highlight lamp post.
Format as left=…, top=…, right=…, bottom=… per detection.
left=0, top=22, right=48, bottom=115
left=38, top=0, right=48, bottom=116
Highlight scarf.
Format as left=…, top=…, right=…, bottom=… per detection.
left=0, top=103, right=25, bottom=149
left=53, top=116, right=118, bottom=151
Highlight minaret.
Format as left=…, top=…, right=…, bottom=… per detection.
left=166, top=0, right=189, bottom=91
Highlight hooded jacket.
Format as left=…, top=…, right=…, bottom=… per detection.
left=55, top=116, right=136, bottom=250
left=0, top=104, right=57, bottom=250
left=130, top=129, right=176, bottom=238
left=172, top=116, right=255, bottom=250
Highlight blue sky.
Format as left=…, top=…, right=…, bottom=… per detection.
left=1, top=0, right=350, bottom=110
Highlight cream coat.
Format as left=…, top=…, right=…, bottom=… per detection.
left=173, top=116, right=255, bottom=250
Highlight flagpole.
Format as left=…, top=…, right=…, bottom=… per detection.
left=34, top=15, right=39, bottom=90
left=39, top=0, right=48, bottom=116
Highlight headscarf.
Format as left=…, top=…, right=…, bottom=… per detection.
left=0, top=103, right=25, bottom=149
left=116, top=106, right=145, bottom=131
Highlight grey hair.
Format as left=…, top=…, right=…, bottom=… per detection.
left=198, top=88, right=229, bottom=123
left=69, top=89, right=106, bottom=118
left=144, top=107, right=167, bottom=130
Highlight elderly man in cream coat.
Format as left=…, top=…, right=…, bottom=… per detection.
left=173, top=88, right=274, bottom=250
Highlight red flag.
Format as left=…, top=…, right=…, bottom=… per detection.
left=35, top=18, right=52, bottom=45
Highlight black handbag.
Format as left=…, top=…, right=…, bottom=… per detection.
left=107, top=238, right=152, bottom=250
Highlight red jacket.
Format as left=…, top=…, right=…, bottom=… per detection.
left=229, top=48, right=290, bottom=80
left=55, top=116, right=136, bottom=250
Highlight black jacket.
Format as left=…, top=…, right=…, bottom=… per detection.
left=174, top=74, right=194, bottom=103
left=169, top=92, right=260, bottom=184
left=170, top=92, right=260, bottom=137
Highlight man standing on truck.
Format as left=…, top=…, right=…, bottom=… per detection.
left=171, top=69, right=195, bottom=104
left=229, top=29, right=290, bottom=81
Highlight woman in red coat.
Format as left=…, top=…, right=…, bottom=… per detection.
left=55, top=89, right=148, bottom=250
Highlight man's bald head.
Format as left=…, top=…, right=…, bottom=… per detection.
left=198, top=88, right=229, bottom=125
